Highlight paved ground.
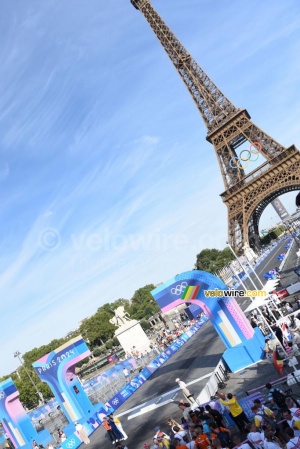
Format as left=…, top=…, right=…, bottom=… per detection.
left=70, top=239, right=300, bottom=448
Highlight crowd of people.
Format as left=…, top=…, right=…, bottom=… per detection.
left=141, top=386, right=300, bottom=449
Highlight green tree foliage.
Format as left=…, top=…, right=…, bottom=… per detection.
left=127, top=284, right=160, bottom=320
left=140, top=320, right=151, bottom=330
left=92, top=348, right=102, bottom=357
left=112, top=298, right=130, bottom=311
left=260, top=225, right=285, bottom=245
left=11, top=367, right=53, bottom=410
left=79, top=311, right=116, bottom=347
left=195, top=247, right=234, bottom=273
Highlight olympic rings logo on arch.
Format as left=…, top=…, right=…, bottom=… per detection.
left=171, top=281, right=188, bottom=295
left=229, top=142, right=262, bottom=170
left=66, top=439, right=76, bottom=449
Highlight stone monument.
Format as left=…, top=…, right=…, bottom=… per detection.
left=109, top=307, right=151, bottom=355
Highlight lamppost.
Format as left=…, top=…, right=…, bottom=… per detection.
left=13, top=351, right=44, bottom=403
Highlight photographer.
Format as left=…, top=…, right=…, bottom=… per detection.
left=263, top=431, right=284, bottom=449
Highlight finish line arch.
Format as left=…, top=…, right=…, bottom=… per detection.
left=151, top=270, right=265, bottom=372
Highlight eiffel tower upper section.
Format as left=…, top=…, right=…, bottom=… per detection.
left=130, top=0, right=286, bottom=190
left=131, top=0, right=300, bottom=253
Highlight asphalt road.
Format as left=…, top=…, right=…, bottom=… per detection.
left=78, top=239, right=300, bottom=448
left=241, top=239, right=299, bottom=291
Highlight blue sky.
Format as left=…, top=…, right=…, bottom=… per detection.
left=0, top=0, right=299, bottom=375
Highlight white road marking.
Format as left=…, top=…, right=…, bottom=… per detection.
left=127, top=399, right=174, bottom=419
left=116, top=371, right=213, bottom=418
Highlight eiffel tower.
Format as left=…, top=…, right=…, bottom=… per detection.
left=131, top=0, right=300, bottom=254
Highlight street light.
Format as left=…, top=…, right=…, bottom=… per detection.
left=13, top=351, right=44, bottom=403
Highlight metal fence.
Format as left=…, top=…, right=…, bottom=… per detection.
left=85, top=352, right=155, bottom=405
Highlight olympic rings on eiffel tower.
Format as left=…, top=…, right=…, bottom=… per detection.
left=229, top=142, right=263, bottom=169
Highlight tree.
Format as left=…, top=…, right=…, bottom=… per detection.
left=92, top=348, right=102, bottom=357
left=111, top=298, right=130, bottom=310
left=195, top=247, right=234, bottom=273
left=12, top=368, right=53, bottom=409
left=79, top=311, right=116, bottom=348
left=140, top=320, right=150, bottom=331
left=128, top=284, right=160, bottom=320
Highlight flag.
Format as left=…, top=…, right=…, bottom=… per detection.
left=273, top=349, right=284, bottom=375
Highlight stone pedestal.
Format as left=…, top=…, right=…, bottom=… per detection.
left=114, top=320, right=151, bottom=354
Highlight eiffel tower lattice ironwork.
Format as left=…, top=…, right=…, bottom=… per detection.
left=131, top=0, right=300, bottom=254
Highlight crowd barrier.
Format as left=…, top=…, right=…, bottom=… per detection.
left=196, top=359, right=229, bottom=404
left=27, top=317, right=209, bottom=449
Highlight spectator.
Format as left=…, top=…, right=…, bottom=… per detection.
left=264, top=339, right=277, bottom=362
left=217, top=392, right=250, bottom=431
left=287, top=341, right=300, bottom=364
left=285, top=427, right=300, bottom=449
left=263, top=431, right=284, bottom=449
left=107, top=416, right=124, bottom=441
left=285, top=397, right=300, bottom=413
left=291, top=330, right=300, bottom=345
left=153, top=437, right=167, bottom=449
left=167, top=419, right=184, bottom=436
left=178, top=404, right=191, bottom=422
left=153, top=426, right=170, bottom=447
left=194, top=427, right=210, bottom=449
left=265, top=383, right=286, bottom=409
left=186, top=435, right=196, bottom=449
left=286, top=304, right=294, bottom=314
left=211, top=438, right=222, bottom=449
left=210, top=421, right=232, bottom=448
left=123, top=367, right=130, bottom=382
left=233, top=435, right=251, bottom=449
left=253, top=399, right=275, bottom=418
left=102, top=417, right=119, bottom=444
left=173, top=426, right=187, bottom=445
left=204, top=405, right=224, bottom=428
left=246, top=423, right=264, bottom=449
left=75, top=422, right=90, bottom=445
left=108, top=414, right=128, bottom=440
left=57, top=429, right=66, bottom=443
left=274, top=326, right=284, bottom=347
left=282, top=410, right=300, bottom=436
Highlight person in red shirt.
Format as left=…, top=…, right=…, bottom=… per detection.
left=194, top=427, right=211, bottom=449
left=210, top=421, right=232, bottom=448
left=102, top=417, right=119, bottom=444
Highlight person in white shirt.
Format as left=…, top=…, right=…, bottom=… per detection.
left=285, top=427, right=300, bottom=449
left=186, top=436, right=196, bottom=449
left=75, top=422, right=90, bottom=445
left=287, top=342, right=300, bottom=363
left=178, top=403, right=191, bottom=421
left=285, top=397, right=300, bottom=415
left=233, top=435, right=251, bottom=449
left=123, top=367, right=129, bottom=380
left=246, top=423, right=264, bottom=449
left=176, top=378, right=195, bottom=404
left=167, top=418, right=184, bottom=434
left=173, top=426, right=187, bottom=444
left=283, top=410, right=300, bottom=437
left=292, top=330, right=300, bottom=345
left=263, top=431, right=283, bottom=449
